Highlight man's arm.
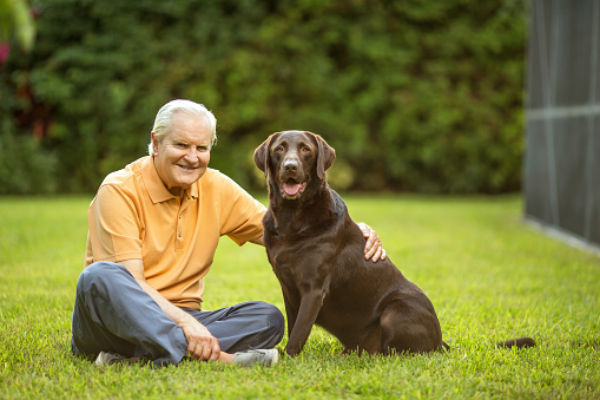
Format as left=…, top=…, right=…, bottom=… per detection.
left=250, top=224, right=386, bottom=262
left=120, top=259, right=231, bottom=362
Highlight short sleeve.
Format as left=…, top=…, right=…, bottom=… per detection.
left=87, top=183, right=144, bottom=263
left=217, top=175, right=266, bottom=246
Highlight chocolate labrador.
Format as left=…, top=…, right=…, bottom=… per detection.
left=254, top=130, right=534, bottom=356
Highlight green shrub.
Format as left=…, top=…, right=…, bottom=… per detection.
left=0, top=130, right=57, bottom=194
left=0, top=0, right=527, bottom=194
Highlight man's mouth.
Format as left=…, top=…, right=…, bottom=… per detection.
left=177, top=164, right=198, bottom=172
left=281, top=180, right=307, bottom=199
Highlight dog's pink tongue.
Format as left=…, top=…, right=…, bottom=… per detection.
left=283, top=183, right=302, bottom=196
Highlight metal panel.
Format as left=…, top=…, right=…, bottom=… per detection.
left=553, top=1, right=594, bottom=107
left=588, top=115, right=600, bottom=244
left=553, top=117, right=587, bottom=236
left=523, top=120, right=552, bottom=223
left=524, top=0, right=600, bottom=252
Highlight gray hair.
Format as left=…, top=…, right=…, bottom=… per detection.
left=148, top=99, right=217, bottom=155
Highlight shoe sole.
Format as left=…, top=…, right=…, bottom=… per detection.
left=266, top=349, right=279, bottom=366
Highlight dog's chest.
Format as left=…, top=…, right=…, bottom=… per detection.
left=266, top=236, right=336, bottom=283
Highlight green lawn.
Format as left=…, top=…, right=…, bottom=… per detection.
left=0, top=195, right=599, bottom=399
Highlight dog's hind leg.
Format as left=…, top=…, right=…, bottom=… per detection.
left=379, top=300, right=443, bottom=354
left=354, top=325, right=384, bottom=355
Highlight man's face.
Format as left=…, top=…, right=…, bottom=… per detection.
left=152, top=112, right=212, bottom=195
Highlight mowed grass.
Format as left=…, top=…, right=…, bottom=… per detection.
left=0, top=195, right=599, bottom=399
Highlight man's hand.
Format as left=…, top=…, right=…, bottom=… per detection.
left=180, top=318, right=221, bottom=361
left=357, top=222, right=387, bottom=262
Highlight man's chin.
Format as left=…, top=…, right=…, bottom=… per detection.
left=171, top=171, right=205, bottom=190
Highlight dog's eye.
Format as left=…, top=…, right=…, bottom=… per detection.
left=274, top=145, right=284, bottom=153
left=300, top=146, right=310, bottom=153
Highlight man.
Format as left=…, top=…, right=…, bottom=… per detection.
left=71, top=99, right=385, bottom=368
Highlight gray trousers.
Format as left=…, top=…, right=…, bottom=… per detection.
left=71, top=262, right=284, bottom=367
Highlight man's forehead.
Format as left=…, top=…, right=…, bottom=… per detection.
left=170, top=111, right=210, bottom=128
left=165, top=113, right=212, bottom=141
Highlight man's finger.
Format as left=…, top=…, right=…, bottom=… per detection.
left=357, top=222, right=369, bottom=238
left=364, top=243, right=375, bottom=260
left=207, top=337, right=219, bottom=361
left=371, top=246, right=382, bottom=262
left=363, top=236, right=373, bottom=258
left=209, top=341, right=221, bottom=361
left=188, top=341, right=198, bottom=358
left=363, top=233, right=376, bottom=256
left=200, top=342, right=212, bottom=361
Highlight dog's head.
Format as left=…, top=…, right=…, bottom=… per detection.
left=254, top=130, right=336, bottom=200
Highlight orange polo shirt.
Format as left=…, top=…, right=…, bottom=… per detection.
left=84, top=156, right=266, bottom=310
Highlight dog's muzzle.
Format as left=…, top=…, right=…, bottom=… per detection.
left=279, top=159, right=306, bottom=199
left=281, top=180, right=306, bottom=199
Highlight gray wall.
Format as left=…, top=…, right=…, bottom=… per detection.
left=524, top=0, right=600, bottom=250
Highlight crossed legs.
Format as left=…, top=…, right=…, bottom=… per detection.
left=71, top=262, right=284, bottom=367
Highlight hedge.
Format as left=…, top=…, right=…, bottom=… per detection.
left=0, top=0, right=527, bottom=194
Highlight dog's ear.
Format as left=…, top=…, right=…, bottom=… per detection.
left=254, top=132, right=280, bottom=177
left=311, top=132, right=336, bottom=180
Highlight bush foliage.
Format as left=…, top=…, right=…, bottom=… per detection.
left=0, top=0, right=526, bottom=194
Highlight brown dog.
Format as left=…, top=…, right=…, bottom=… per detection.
left=254, top=130, right=534, bottom=356
left=254, top=130, right=448, bottom=356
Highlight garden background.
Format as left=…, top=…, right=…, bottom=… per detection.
left=1, top=0, right=525, bottom=195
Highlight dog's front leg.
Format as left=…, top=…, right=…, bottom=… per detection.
left=285, top=289, right=324, bottom=356
left=282, top=295, right=298, bottom=339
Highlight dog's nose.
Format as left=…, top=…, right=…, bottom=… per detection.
left=283, top=159, right=298, bottom=173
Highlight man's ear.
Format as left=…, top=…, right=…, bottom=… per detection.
left=151, top=132, right=159, bottom=155
left=253, top=132, right=281, bottom=177
left=310, top=132, right=336, bottom=180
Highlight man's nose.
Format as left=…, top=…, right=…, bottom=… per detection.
left=184, top=147, right=200, bottom=162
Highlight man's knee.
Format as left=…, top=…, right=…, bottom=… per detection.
left=76, top=261, right=131, bottom=296
left=267, top=303, right=285, bottom=335
left=255, top=302, right=285, bottom=343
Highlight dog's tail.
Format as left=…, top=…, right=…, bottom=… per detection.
left=496, top=337, right=536, bottom=349
left=440, top=337, right=535, bottom=351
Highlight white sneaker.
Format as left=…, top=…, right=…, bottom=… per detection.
left=232, top=349, right=279, bottom=367
left=94, top=351, right=126, bottom=366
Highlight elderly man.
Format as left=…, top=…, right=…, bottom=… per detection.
left=71, top=99, right=385, bottom=368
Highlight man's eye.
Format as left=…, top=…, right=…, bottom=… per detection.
left=196, top=146, right=208, bottom=152
left=175, top=143, right=187, bottom=148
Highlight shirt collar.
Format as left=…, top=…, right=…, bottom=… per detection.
left=141, top=156, right=199, bottom=203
